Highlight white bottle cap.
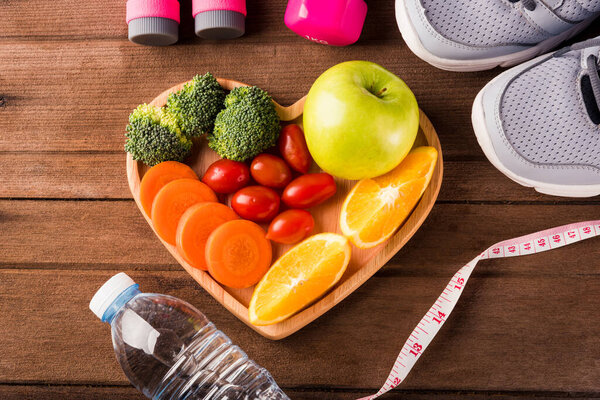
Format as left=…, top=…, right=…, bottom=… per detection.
left=90, top=273, right=137, bottom=320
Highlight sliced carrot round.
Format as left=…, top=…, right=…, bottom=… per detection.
left=151, top=178, right=217, bottom=245
left=206, top=220, right=272, bottom=289
left=140, top=161, right=198, bottom=216
left=176, top=203, right=239, bottom=271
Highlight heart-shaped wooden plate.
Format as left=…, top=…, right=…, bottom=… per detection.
left=127, top=78, right=443, bottom=340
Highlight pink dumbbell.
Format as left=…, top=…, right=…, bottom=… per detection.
left=284, top=0, right=367, bottom=46
left=192, top=0, right=246, bottom=40
left=126, top=0, right=180, bottom=46
left=126, top=0, right=246, bottom=46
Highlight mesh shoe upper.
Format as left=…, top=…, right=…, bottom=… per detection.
left=500, top=47, right=600, bottom=168
left=420, top=0, right=600, bottom=48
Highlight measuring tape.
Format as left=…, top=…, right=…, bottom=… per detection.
left=360, top=220, right=600, bottom=400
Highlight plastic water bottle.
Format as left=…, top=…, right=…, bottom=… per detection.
left=89, top=273, right=290, bottom=400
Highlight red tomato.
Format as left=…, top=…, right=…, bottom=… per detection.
left=282, top=173, right=336, bottom=209
left=266, top=210, right=314, bottom=244
left=250, top=154, right=292, bottom=189
left=202, top=159, right=250, bottom=194
left=231, top=186, right=280, bottom=222
left=278, top=124, right=312, bottom=174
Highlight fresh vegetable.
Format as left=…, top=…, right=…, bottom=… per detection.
left=249, top=233, right=351, bottom=325
left=139, top=161, right=199, bottom=216
left=209, top=86, right=281, bottom=161
left=202, top=159, right=251, bottom=194
left=250, top=154, right=292, bottom=189
left=166, top=73, right=226, bottom=137
left=125, top=104, right=192, bottom=166
left=266, top=209, right=314, bottom=244
left=282, top=173, right=336, bottom=209
left=231, top=186, right=280, bottom=222
left=176, top=202, right=239, bottom=271
left=278, top=124, right=312, bottom=173
left=206, top=220, right=272, bottom=289
left=340, top=146, right=437, bottom=249
left=303, top=61, right=419, bottom=179
left=151, top=178, right=217, bottom=245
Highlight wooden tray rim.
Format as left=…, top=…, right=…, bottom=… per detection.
left=126, top=78, right=443, bottom=340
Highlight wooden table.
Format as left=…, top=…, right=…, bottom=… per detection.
left=2, top=1, right=600, bottom=399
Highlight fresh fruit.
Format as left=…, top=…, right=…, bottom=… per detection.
left=340, top=146, right=437, bottom=249
left=278, top=124, right=312, bottom=173
left=303, top=61, right=419, bottom=180
left=206, top=220, right=272, bottom=289
left=266, top=210, right=314, bottom=244
left=176, top=203, right=239, bottom=271
left=231, top=186, right=280, bottom=222
left=250, top=154, right=292, bottom=189
left=249, top=233, right=351, bottom=325
left=202, top=159, right=251, bottom=194
left=282, top=173, right=336, bottom=209
left=151, top=178, right=218, bottom=245
left=139, top=161, right=199, bottom=216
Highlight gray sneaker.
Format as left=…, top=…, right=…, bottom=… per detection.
left=396, top=0, right=600, bottom=71
left=472, top=37, right=600, bottom=197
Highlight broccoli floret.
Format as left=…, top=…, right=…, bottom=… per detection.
left=125, top=104, right=192, bottom=166
left=166, top=73, right=226, bottom=137
left=209, top=86, right=281, bottom=161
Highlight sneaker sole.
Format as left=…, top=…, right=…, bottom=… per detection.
left=396, top=0, right=598, bottom=72
left=472, top=81, right=600, bottom=198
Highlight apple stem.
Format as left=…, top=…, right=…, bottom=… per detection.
left=375, top=87, right=387, bottom=97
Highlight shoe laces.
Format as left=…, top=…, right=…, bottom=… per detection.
left=555, top=38, right=600, bottom=114
left=509, top=0, right=537, bottom=11
left=586, top=54, right=600, bottom=113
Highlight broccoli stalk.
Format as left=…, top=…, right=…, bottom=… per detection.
left=209, top=86, right=281, bottom=161
left=166, top=73, right=226, bottom=137
left=125, top=104, right=192, bottom=166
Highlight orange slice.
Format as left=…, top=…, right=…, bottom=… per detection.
left=340, top=146, right=438, bottom=249
left=249, top=233, right=351, bottom=326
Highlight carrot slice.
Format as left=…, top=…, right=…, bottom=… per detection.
left=176, top=203, right=239, bottom=271
left=151, top=179, right=217, bottom=245
left=206, top=220, right=272, bottom=289
left=140, top=161, right=198, bottom=216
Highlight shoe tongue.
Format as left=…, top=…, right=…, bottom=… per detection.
left=581, top=61, right=600, bottom=124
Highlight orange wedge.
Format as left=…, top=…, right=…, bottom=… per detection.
left=340, top=146, right=438, bottom=249
left=249, top=233, right=351, bottom=326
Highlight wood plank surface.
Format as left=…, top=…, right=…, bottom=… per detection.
left=3, top=0, right=600, bottom=397
left=0, top=38, right=490, bottom=156
left=5, top=152, right=600, bottom=202
left=2, top=200, right=600, bottom=273
left=2, top=29, right=599, bottom=155
left=2, top=268, right=600, bottom=393
left=1, top=385, right=595, bottom=400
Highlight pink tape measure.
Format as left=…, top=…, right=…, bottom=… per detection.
left=361, top=220, right=600, bottom=399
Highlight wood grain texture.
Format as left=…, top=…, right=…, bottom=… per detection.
left=126, top=79, right=442, bottom=339
left=2, top=201, right=600, bottom=275
left=1, top=385, right=595, bottom=400
left=0, top=39, right=485, bottom=156
left=3, top=152, right=596, bottom=202
left=2, top=269, right=600, bottom=392
left=3, top=0, right=600, bottom=396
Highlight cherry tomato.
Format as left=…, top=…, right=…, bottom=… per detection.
left=282, top=173, right=336, bottom=209
left=278, top=124, right=312, bottom=174
left=231, top=186, right=280, bottom=222
left=202, top=159, right=250, bottom=194
left=250, top=154, right=292, bottom=189
left=266, top=210, right=314, bottom=244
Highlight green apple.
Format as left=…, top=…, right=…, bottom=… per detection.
left=303, top=61, right=419, bottom=180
